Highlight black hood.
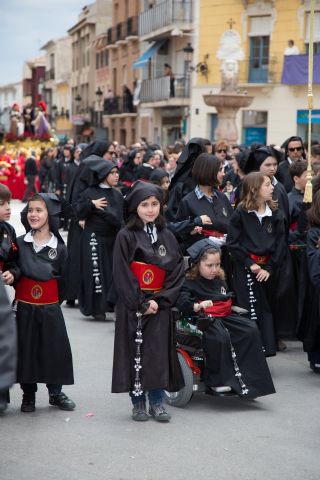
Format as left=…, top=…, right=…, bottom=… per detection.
left=169, top=138, right=208, bottom=190
left=244, top=145, right=282, bottom=174
left=80, top=141, right=112, bottom=161
left=123, top=181, right=164, bottom=221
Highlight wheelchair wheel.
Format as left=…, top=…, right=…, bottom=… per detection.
left=164, top=352, right=194, bottom=407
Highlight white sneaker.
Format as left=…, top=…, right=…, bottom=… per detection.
left=211, top=386, right=232, bottom=393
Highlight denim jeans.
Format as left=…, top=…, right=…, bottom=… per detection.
left=130, top=388, right=164, bottom=406
left=20, top=383, right=62, bottom=395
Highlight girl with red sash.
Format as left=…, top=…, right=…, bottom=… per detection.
left=112, top=181, right=185, bottom=422
left=177, top=239, right=275, bottom=399
left=226, top=172, right=287, bottom=357
left=15, top=194, right=75, bottom=413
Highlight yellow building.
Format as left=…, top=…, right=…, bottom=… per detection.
left=190, top=0, right=320, bottom=145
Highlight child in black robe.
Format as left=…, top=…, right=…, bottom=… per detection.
left=15, top=194, right=75, bottom=413
left=76, top=160, right=123, bottom=320
left=176, top=239, right=275, bottom=398
left=175, top=153, right=233, bottom=252
left=112, top=181, right=185, bottom=422
left=299, top=191, right=320, bottom=372
left=226, top=172, right=287, bottom=356
left=0, top=183, right=19, bottom=410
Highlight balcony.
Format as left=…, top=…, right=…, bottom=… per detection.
left=139, top=0, right=193, bottom=40
left=281, top=54, right=320, bottom=85
left=107, top=16, right=138, bottom=47
left=45, top=69, right=55, bottom=81
left=140, top=75, right=190, bottom=104
left=103, top=95, right=137, bottom=115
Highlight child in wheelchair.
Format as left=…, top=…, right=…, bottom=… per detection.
left=176, top=238, right=275, bottom=399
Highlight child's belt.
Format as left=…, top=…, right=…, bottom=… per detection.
left=130, top=261, right=166, bottom=292
left=15, top=277, right=59, bottom=305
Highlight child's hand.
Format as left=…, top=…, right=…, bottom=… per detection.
left=78, top=220, right=85, bottom=229
left=191, top=226, right=203, bottom=235
left=200, top=300, right=213, bottom=310
left=144, top=300, right=158, bottom=315
left=255, top=269, right=270, bottom=282
left=250, top=263, right=261, bottom=274
left=200, top=215, right=212, bottom=225
left=2, top=270, right=14, bottom=285
left=92, top=198, right=108, bottom=210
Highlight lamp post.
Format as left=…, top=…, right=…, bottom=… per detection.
left=95, top=87, right=103, bottom=127
left=75, top=93, right=82, bottom=114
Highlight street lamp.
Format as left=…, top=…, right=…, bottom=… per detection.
left=75, top=94, right=82, bottom=113
left=95, top=87, right=104, bottom=128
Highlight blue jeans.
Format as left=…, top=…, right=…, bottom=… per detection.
left=20, top=383, right=62, bottom=395
left=130, top=388, right=164, bottom=406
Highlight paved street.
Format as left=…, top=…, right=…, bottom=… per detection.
left=1, top=201, right=320, bottom=480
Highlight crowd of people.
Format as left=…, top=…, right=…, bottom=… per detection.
left=0, top=133, right=320, bottom=422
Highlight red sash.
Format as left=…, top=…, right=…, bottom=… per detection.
left=130, top=261, right=166, bottom=292
left=290, top=221, right=298, bottom=232
left=248, top=253, right=270, bottom=265
left=15, top=276, right=59, bottom=305
left=201, top=229, right=225, bottom=238
left=204, top=299, right=232, bottom=317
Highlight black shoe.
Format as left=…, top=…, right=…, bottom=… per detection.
left=49, top=392, right=76, bottom=411
left=66, top=300, right=76, bottom=307
left=132, top=401, right=149, bottom=422
left=92, top=313, right=106, bottom=321
left=0, top=392, right=8, bottom=413
left=21, top=393, right=36, bottom=413
left=149, top=403, right=171, bottom=422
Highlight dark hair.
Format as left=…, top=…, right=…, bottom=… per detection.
left=28, top=194, right=48, bottom=207
left=0, top=183, right=11, bottom=202
left=126, top=212, right=166, bottom=231
left=308, top=190, right=320, bottom=226
left=192, top=153, right=221, bottom=187
left=186, top=247, right=224, bottom=280
left=311, top=144, right=320, bottom=157
left=239, top=172, right=277, bottom=211
left=289, top=160, right=308, bottom=180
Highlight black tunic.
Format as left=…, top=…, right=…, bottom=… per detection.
left=175, top=189, right=233, bottom=251
left=226, top=206, right=286, bottom=356
left=0, top=221, right=19, bottom=280
left=0, top=277, right=16, bottom=391
left=176, top=276, right=275, bottom=398
left=76, top=185, right=124, bottom=316
left=15, top=237, right=74, bottom=385
left=112, top=227, right=185, bottom=393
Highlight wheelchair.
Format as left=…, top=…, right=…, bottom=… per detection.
left=164, top=306, right=249, bottom=408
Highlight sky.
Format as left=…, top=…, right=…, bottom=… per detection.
left=0, top=0, right=87, bottom=85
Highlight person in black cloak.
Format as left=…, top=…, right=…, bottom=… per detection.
left=232, top=149, right=250, bottom=207
left=15, top=193, right=75, bottom=413
left=176, top=238, right=275, bottom=398
left=76, top=160, right=123, bottom=320
left=63, top=141, right=115, bottom=307
left=119, top=149, right=142, bottom=194
left=111, top=181, right=185, bottom=422
left=244, top=146, right=297, bottom=345
left=298, top=191, right=320, bottom=373
left=175, top=153, right=234, bottom=284
left=166, top=138, right=208, bottom=221
left=0, top=276, right=17, bottom=412
left=276, top=136, right=306, bottom=193
left=226, top=172, right=287, bottom=357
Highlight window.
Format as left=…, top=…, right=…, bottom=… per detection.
left=96, top=53, right=100, bottom=69
left=248, top=16, right=271, bottom=83
left=305, top=12, right=320, bottom=53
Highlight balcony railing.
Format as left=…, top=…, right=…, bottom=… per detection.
left=103, top=95, right=136, bottom=115
left=139, top=0, right=192, bottom=37
left=45, top=69, right=55, bottom=81
left=107, top=16, right=138, bottom=46
left=140, top=75, right=190, bottom=103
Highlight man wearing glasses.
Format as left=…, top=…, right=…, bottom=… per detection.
left=276, top=136, right=305, bottom=192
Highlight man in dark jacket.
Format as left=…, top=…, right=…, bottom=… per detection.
left=22, top=150, right=38, bottom=202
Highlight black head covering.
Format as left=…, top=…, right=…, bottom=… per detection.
left=169, top=138, right=207, bottom=189
left=150, top=169, right=169, bottom=183
left=90, top=159, right=118, bottom=182
left=187, top=238, right=221, bottom=263
left=244, top=145, right=281, bottom=174
left=80, top=141, right=112, bottom=161
left=20, top=193, right=73, bottom=243
left=123, top=181, right=163, bottom=221
left=234, top=150, right=250, bottom=172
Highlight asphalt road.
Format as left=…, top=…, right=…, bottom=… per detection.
left=1, top=200, right=319, bottom=480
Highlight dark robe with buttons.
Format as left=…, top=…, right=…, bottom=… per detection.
left=15, top=237, right=74, bottom=385
left=76, top=185, right=123, bottom=316
left=0, top=277, right=16, bottom=392
left=112, top=227, right=185, bottom=393
left=176, top=276, right=275, bottom=398
left=226, top=206, right=287, bottom=356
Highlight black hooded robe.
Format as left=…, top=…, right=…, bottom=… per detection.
left=76, top=185, right=123, bottom=316
left=176, top=276, right=275, bottom=398
left=111, top=227, right=185, bottom=393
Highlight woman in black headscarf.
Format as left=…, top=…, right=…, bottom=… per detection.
left=166, top=138, right=208, bottom=221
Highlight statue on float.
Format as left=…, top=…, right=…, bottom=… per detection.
left=32, top=101, right=51, bottom=138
